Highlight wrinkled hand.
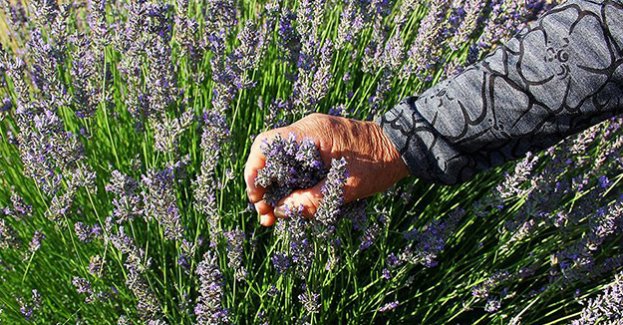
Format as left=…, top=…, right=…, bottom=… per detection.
left=244, top=113, right=411, bottom=227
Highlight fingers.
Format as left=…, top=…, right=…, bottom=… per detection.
left=244, top=128, right=297, bottom=204
left=246, top=125, right=325, bottom=227
left=244, top=135, right=268, bottom=204
left=254, top=200, right=272, bottom=215
left=274, top=179, right=325, bottom=219
left=260, top=211, right=276, bottom=227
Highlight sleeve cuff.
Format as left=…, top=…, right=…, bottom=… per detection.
left=374, top=98, right=443, bottom=185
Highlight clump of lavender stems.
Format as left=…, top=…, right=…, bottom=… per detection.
left=254, top=133, right=325, bottom=206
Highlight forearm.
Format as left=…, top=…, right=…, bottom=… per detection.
left=378, top=0, right=623, bottom=185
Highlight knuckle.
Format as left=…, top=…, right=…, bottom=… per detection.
left=306, top=113, right=327, bottom=127
left=257, top=129, right=275, bottom=141
left=308, top=112, right=323, bottom=120
left=303, top=193, right=320, bottom=213
left=248, top=191, right=261, bottom=203
left=243, top=161, right=255, bottom=178
left=251, top=136, right=262, bottom=151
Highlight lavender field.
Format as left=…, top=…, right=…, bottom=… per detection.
left=0, top=0, right=622, bottom=323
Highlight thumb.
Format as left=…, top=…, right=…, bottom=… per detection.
left=274, top=179, right=326, bottom=219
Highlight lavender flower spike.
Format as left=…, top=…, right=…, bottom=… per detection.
left=29, top=231, right=45, bottom=253
left=298, top=290, right=320, bottom=314
left=403, top=0, right=452, bottom=81
left=0, top=219, right=21, bottom=249
left=271, top=252, right=291, bottom=274
left=195, top=251, right=229, bottom=324
left=572, top=271, right=623, bottom=324
left=141, top=168, right=183, bottom=240
left=315, top=157, right=348, bottom=233
left=378, top=300, right=399, bottom=312
left=224, top=228, right=248, bottom=281
left=285, top=205, right=315, bottom=278
left=72, top=277, right=95, bottom=303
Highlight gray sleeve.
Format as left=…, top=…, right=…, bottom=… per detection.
left=377, top=0, right=623, bottom=185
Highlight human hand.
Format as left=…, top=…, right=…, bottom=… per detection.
left=244, top=113, right=411, bottom=227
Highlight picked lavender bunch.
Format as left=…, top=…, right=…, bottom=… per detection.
left=254, top=133, right=326, bottom=206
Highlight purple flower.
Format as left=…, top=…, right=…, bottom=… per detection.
left=572, top=271, right=623, bottom=324
left=471, top=271, right=511, bottom=300
left=16, top=288, right=42, bottom=320
left=298, top=290, right=320, bottom=314
left=271, top=252, right=291, bottom=274
left=277, top=9, right=300, bottom=64
left=378, top=300, right=399, bottom=312
left=27, top=29, right=69, bottom=107
left=224, top=228, right=247, bottom=281
left=314, top=158, right=348, bottom=235
left=496, top=151, right=539, bottom=200
left=29, top=231, right=45, bottom=253
left=328, top=104, right=346, bottom=117
left=255, top=133, right=325, bottom=206
left=68, top=33, right=102, bottom=118
left=74, top=222, right=101, bottom=243
left=5, top=191, right=32, bottom=219
left=178, top=238, right=200, bottom=271
left=194, top=110, right=229, bottom=245
left=1, top=0, right=27, bottom=35
left=403, top=0, right=452, bottom=80
left=152, top=111, right=194, bottom=154
left=106, top=170, right=143, bottom=224
left=89, top=255, right=104, bottom=276
left=263, top=98, right=293, bottom=129
left=87, top=0, right=109, bottom=46
left=386, top=252, right=403, bottom=268
left=177, top=255, right=190, bottom=269
left=399, top=208, right=464, bottom=267
left=281, top=205, right=315, bottom=278
left=367, top=70, right=395, bottom=118
left=475, top=0, right=542, bottom=58
left=342, top=199, right=367, bottom=232
left=18, top=296, right=33, bottom=320
left=205, top=0, right=237, bottom=32
left=72, top=276, right=97, bottom=303
left=336, top=0, right=365, bottom=50
left=358, top=219, right=381, bottom=251
left=1, top=97, right=12, bottom=113
left=111, top=226, right=162, bottom=320
left=141, top=167, right=183, bottom=240
left=20, top=303, right=33, bottom=320
left=599, top=175, right=611, bottom=189
left=394, top=0, right=418, bottom=27
left=228, top=20, right=267, bottom=89
left=72, top=277, right=92, bottom=295
left=447, top=0, right=486, bottom=51
left=547, top=196, right=623, bottom=286
left=267, top=285, right=280, bottom=297
left=195, top=251, right=229, bottom=324
left=484, top=298, right=501, bottom=313
left=381, top=268, right=391, bottom=280
left=292, top=39, right=334, bottom=113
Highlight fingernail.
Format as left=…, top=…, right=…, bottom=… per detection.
left=260, top=214, right=269, bottom=226
left=274, top=205, right=286, bottom=218
left=260, top=214, right=274, bottom=227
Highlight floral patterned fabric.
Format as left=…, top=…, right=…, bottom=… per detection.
left=378, top=0, right=623, bottom=185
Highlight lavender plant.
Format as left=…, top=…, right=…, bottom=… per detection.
left=0, top=0, right=617, bottom=323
